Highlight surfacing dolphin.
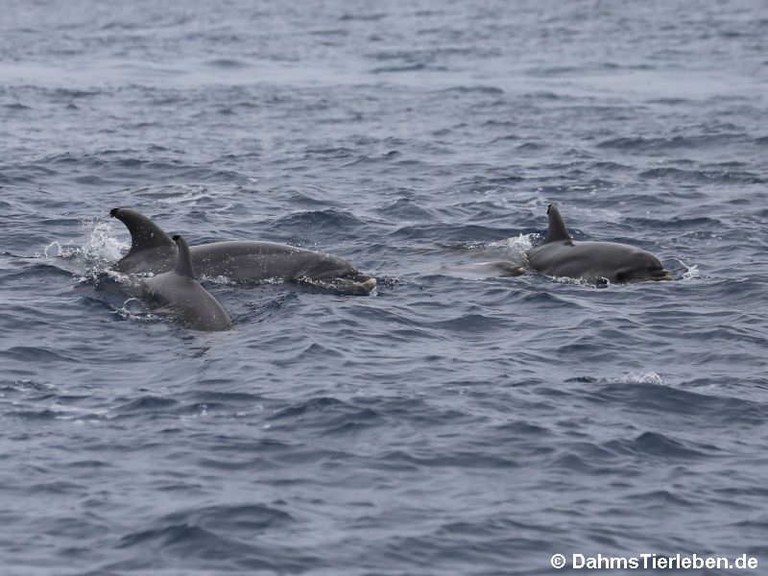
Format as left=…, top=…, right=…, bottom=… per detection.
left=138, top=235, right=233, bottom=331
left=526, top=204, right=671, bottom=284
left=110, top=207, right=376, bottom=295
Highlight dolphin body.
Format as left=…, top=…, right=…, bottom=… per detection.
left=139, top=235, right=232, bottom=331
left=110, top=208, right=376, bottom=295
left=527, top=204, right=671, bottom=284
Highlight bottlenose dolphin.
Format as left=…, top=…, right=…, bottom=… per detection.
left=526, top=204, right=671, bottom=283
left=139, top=235, right=232, bottom=331
left=110, top=208, right=376, bottom=295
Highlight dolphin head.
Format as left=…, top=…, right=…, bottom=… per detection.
left=613, top=250, right=672, bottom=283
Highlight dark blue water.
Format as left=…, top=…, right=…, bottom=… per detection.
left=2, top=1, right=767, bottom=574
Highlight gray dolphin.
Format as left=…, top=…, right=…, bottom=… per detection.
left=527, top=204, right=671, bottom=283
left=139, top=235, right=233, bottom=331
left=110, top=208, right=376, bottom=295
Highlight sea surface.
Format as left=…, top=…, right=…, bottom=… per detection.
left=1, top=0, right=767, bottom=574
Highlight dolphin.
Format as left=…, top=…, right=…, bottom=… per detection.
left=110, top=208, right=376, bottom=295
left=138, top=235, right=233, bottom=331
left=526, top=204, right=671, bottom=283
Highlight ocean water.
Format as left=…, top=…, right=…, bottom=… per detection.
left=1, top=0, right=767, bottom=574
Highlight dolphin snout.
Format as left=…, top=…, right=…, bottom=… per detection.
left=650, top=268, right=673, bottom=281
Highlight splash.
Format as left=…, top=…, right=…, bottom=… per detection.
left=549, top=274, right=596, bottom=287
left=43, top=241, right=66, bottom=259
left=486, top=233, right=535, bottom=258
left=200, top=274, right=241, bottom=285
left=81, top=219, right=125, bottom=264
left=113, top=297, right=153, bottom=322
left=679, top=259, right=700, bottom=281
left=574, top=372, right=666, bottom=385
left=616, top=372, right=665, bottom=385
left=76, top=220, right=128, bottom=282
left=41, top=219, right=127, bottom=280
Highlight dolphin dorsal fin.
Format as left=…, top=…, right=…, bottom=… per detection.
left=172, top=235, right=195, bottom=278
left=545, top=203, right=572, bottom=244
left=110, top=208, right=175, bottom=254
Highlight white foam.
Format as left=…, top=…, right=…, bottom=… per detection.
left=486, top=232, right=536, bottom=256
left=41, top=219, right=127, bottom=281
left=678, top=259, right=700, bottom=281
left=43, top=241, right=65, bottom=259
left=81, top=220, right=125, bottom=263
left=113, top=298, right=151, bottom=321
left=616, top=371, right=665, bottom=385
left=200, top=274, right=240, bottom=285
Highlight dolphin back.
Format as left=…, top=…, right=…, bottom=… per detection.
left=528, top=204, right=671, bottom=283
left=172, top=235, right=195, bottom=278
left=110, top=207, right=174, bottom=252
left=110, top=208, right=375, bottom=294
left=544, top=204, right=572, bottom=244
left=110, top=207, right=177, bottom=274
left=139, top=235, right=233, bottom=331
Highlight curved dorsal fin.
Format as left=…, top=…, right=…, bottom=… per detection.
left=110, top=208, right=174, bottom=254
left=545, top=203, right=572, bottom=244
left=172, top=235, right=195, bottom=278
